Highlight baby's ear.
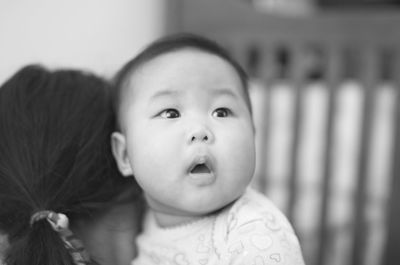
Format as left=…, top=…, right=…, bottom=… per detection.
left=111, top=132, right=133, bottom=177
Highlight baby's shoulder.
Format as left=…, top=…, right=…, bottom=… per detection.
left=213, top=189, right=305, bottom=264
left=229, top=188, right=292, bottom=230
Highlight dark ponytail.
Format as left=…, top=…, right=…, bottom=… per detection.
left=0, top=65, right=137, bottom=265
left=5, top=223, right=75, bottom=265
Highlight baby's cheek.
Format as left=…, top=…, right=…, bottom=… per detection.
left=236, top=140, right=256, bottom=183
left=234, top=136, right=256, bottom=166
left=222, top=142, right=255, bottom=189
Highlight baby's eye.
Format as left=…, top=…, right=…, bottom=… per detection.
left=159, top=109, right=180, bottom=119
left=212, top=108, right=231, bottom=118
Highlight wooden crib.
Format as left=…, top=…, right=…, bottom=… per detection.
left=172, top=1, right=400, bottom=265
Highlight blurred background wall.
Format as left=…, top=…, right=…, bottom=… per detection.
left=0, top=0, right=170, bottom=84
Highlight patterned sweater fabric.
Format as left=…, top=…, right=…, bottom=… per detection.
left=132, top=188, right=305, bottom=265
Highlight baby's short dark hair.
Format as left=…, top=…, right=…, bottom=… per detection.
left=113, top=33, right=252, bottom=122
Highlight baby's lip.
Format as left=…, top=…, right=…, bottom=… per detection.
left=188, top=155, right=213, bottom=174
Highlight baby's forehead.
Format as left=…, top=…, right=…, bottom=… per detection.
left=118, top=47, right=251, bottom=111
left=126, top=49, right=242, bottom=88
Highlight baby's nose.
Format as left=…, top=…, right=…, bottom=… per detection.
left=188, top=126, right=214, bottom=144
left=191, top=133, right=208, bottom=142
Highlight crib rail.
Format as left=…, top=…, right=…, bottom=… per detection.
left=199, top=30, right=400, bottom=265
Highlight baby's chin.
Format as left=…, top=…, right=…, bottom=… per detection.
left=180, top=196, right=240, bottom=216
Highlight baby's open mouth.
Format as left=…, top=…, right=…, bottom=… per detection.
left=190, top=163, right=211, bottom=174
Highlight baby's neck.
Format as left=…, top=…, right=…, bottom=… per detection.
left=153, top=211, right=206, bottom=228
left=151, top=204, right=233, bottom=228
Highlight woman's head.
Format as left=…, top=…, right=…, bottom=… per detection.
left=0, top=65, right=136, bottom=264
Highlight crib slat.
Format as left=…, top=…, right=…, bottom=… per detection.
left=351, top=46, right=379, bottom=265
left=382, top=49, right=400, bottom=265
left=316, top=44, right=342, bottom=265
left=254, top=43, right=276, bottom=192
left=286, top=45, right=306, bottom=223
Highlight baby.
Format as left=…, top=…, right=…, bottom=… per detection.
left=111, top=33, right=305, bottom=265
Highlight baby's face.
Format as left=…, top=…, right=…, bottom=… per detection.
left=117, top=49, right=255, bottom=219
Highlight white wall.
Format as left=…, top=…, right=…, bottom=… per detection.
left=0, top=0, right=168, bottom=84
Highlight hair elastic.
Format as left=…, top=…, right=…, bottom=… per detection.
left=30, top=210, right=91, bottom=265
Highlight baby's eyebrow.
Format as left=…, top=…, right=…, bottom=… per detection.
left=212, top=88, right=239, bottom=99
left=149, top=87, right=239, bottom=101
left=150, top=89, right=181, bottom=100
